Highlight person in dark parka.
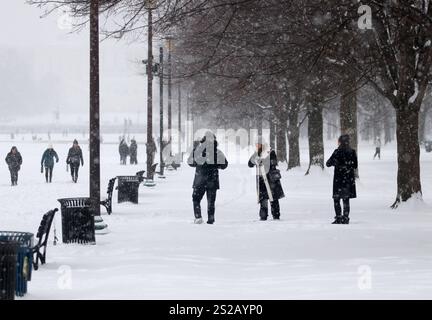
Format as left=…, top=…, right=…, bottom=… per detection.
left=188, top=132, right=228, bottom=224
left=5, top=146, right=22, bottom=186
left=248, top=142, right=285, bottom=221
left=41, top=143, right=59, bottom=183
left=119, top=139, right=129, bottom=165
left=146, top=137, right=157, bottom=166
left=326, top=134, right=358, bottom=224
left=66, top=139, right=84, bottom=183
left=129, top=139, right=138, bottom=165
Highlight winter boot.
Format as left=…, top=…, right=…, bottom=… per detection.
left=194, top=218, right=204, bottom=224
left=341, top=216, right=350, bottom=225
left=207, top=215, right=215, bottom=225
left=332, top=216, right=343, bottom=224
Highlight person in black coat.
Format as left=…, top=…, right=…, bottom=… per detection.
left=5, top=146, right=22, bottom=186
left=41, top=143, right=59, bottom=183
left=326, top=134, right=358, bottom=224
left=129, top=139, right=138, bottom=165
left=119, top=139, right=129, bottom=165
left=248, top=143, right=285, bottom=221
left=146, top=137, right=157, bottom=166
left=66, top=140, right=84, bottom=183
left=188, top=132, right=228, bottom=224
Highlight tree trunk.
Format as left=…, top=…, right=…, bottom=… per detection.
left=340, top=83, right=359, bottom=177
left=287, top=107, right=300, bottom=169
left=419, top=104, right=429, bottom=143
left=340, top=85, right=358, bottom=153
left=393, top=107, right=422, bottom=206
left=384, top=112, right=393, bottom=144
left=258, top=119, right=263, bottom=137
left=306, top=104, right=324, bottom=174
left=269, top=116, right=275, bottom=150
left=275, top=111, right=288, bottom=164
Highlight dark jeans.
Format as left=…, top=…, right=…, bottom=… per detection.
left=334, top=198, right=350, bottom=217
left=374, top=147, right=381, bottom=159
left=45, top=166, right=53, bottom=182
left=10, top=170, right=18, bottom=185
left=192, top=187, right=217, bottom=221
left=130, top=155, right=138, bottom=165
left=70, top=164, right=79, bottom=182
left=259, top=199, right=280, bottom=220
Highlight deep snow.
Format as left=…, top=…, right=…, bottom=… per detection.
left=1, top=135, right=432, bottom=299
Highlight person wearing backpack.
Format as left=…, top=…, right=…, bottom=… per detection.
left=41, top=143, right=59, bottom=183
left=66, top=139, right=84, bottom=183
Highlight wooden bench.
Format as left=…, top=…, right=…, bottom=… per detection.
left=100, top=178, right=116, bottom=215
left=32, top=209, right=58, bottom=271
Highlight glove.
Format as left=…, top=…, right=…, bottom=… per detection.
left=41, top=167, right=43, bottom=173
left=254, top=156, right=262, bottom=166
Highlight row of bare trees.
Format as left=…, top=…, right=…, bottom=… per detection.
left=29, top=0, right=432, bottom=207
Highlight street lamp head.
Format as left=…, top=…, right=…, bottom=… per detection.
left=164, top=35, right=175, bottom=51
left=144, top=0, right=158, bottom=10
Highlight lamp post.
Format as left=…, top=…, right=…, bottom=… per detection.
left=145, top=0, right=157, bottom=185
left=178, top=83, right=182, bottom=156
left=166, top=36, right=174, bottom=150
left=159, top=46, right=165, bottom=178
left=89, top=0, right=107, bottom=233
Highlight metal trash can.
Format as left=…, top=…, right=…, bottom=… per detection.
left=57, top=198, right=96, bottom=245
left=0, top=241, right=18, bottom=300
left=117, top=176, right=141, bottom=204
left=0, top=232, right=34, bottom=298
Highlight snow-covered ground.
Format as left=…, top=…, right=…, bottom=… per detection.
left=1, top=137, right=432, bottom=299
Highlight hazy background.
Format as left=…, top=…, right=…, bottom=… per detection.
left=0, top=0, right=150, bottom=128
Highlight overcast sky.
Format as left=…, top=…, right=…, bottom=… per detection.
left=0, top=0, right=149, bottom=121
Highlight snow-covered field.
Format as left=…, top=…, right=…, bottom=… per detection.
left=1, top=137, right=432, bottom=300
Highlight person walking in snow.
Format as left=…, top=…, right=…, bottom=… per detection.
left=146, top=137, right=157, bottom=166
left=248, top=141, right=284, bottom=221
left=129, top=139, right=138, bottom=165
left=188, top=132, right=228, bottom=225
left=373, top=137, right=382, bottom=160
left=326, top=134, right=358, bottom=225
left=66, top=139, right=84, bottom=183
left=41, top=143, right=59, bottom=183
left=119, top=139, right=129, bottom=165
left=5, top=146, right=22, bottom=186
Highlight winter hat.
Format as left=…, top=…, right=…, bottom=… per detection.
left=338, top=134, right=350, bottom=148
left=200, top=131, right=218, bottom=146
left=73, top=139, right=78, bottom=145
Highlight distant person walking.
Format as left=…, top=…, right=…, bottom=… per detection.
left=66, top=139, right=84, bottom=183
left=41, top=144, right=59, bottom=183
left=119, top=139, right=129, bottom=165
left=248, top=141, right=284, bottom=221
left=188, top=132, right=228, bottom=225
left=373, top=137, right=382, bottom=160
left=326, top=135, right=358, bottom=225
left=146, top=137, right=157, bottom=166
left=130, top=139, right=138, bottom=165
left=5, top=146, right=22, bottom=186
